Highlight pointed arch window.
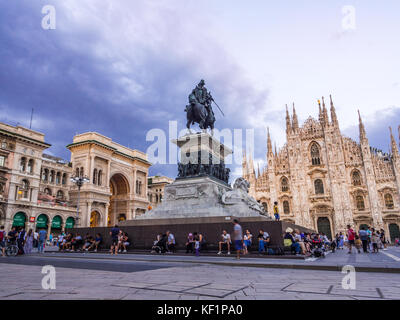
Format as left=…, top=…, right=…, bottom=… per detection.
left=283, top=201, right=290, bottom=214
left=281, top=177, right=289, bottom=192
left=385, top=194, right=394, bottom=209
left=356, top=195, right=365, bottom=211
left=352, top=170, right=362, bottom=186
left=310, top=143, right=321, bottom=165
left=314, top=179, right=324, bottom=194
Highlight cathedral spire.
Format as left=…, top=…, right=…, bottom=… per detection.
left=322, top=96, right=329, bottom=124
left=318, top=99, right=323, bottom=122
left=292, top=102, right=299, bottom=131
left=267, top=127, right=273, bottom=157
left=390, top=126, right=399, bottom=155
left=330, top=94, right=338, bottom=125
left=242, top=148, right=248, bottom=177
left=358, top=110, right=366, bottom=141
left=274, top=142, right=277, bottom=157
left=257, top=162, right=261, bottom=177
left=286, top=104, right=292, bottom=134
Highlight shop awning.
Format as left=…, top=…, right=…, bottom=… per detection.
left=65, top=217, right=75, bottom=229
left=51, top=216, right=62, bottom=229
left=12, top=212, right=26, bottom=227
left=36, top=214, right=48, bottom=228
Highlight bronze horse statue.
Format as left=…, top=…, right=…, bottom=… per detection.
left=185, top=92, right=215, bottom=134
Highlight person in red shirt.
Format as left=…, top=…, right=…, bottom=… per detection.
left=347, top=224, right=356, bottom=254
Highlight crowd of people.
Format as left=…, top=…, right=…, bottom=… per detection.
left=0, top=225, right=47, bottom=256
left=0, top=221, right=396, bottom=258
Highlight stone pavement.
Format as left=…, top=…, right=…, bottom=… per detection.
left=39, top=245, right=400, bottom=273
left=1, top=247, right=400, bottom=300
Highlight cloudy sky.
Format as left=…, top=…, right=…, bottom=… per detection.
left=1, top=0, right=399, bottom=179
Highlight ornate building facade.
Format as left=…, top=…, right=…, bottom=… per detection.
left=147, top=175, right=174, bottom=210
left=243, top=96, right=400, bottom=242
left=0, top=122, right=153, bottom=232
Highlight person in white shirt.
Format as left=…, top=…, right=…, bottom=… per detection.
left=217, top=230, right=231, bottom=255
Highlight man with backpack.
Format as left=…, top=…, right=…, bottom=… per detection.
left=0, top=226, right=6, bottom=257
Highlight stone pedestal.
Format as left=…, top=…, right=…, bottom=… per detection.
left=138, top=132, right=270, bottom=220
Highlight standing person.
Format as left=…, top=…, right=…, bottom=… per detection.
left=346, top=225, right=356, bottom=254
left=338, top=232, right=344, bottom=250
left=371, top=229, right=379, bottom=253
left=359, top=227, right=369, bottom=253
left=38, top=228, right=47, bottom=254
left=33, top=230, right=39, bottom=250
left=17, top=227, right=26, bottom=255
left=380, top=229, right=388, bottom=250
left=243, top=230, right=252, bottom=255
left=24, top=229, right=34, bottom=254
left=366, top=226, right=372, bottom=252
left=194, top=234, right=200, bottom=257
left=232, top=219, right=243, bottom=260
left=109, top=225, right=120, bottom=255
left=0, top=226, right=6, bottom=257
left=49, top=233, right=53, bottom=246
left=273, top=202, right=280, bottom=221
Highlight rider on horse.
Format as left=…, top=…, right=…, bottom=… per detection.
left=186, top=80, right=215, bottom=132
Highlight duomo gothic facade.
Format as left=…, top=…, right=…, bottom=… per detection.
left=243, top=96, right=400, bottom=242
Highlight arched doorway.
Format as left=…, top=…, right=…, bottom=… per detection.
left=90, top=211, right=101, bottom=228
left=108, top=173, right=130, bottom=227
left=317, top=217, right=332, bottom=240
left=65, top=217, right=75, bottom=230
left=389, top=223, right=400, bottom=243
left=51, top=215, right=63, bottom=235
left=36, top=214, right=49, bottom=231
left=12, top=212, right=27, bottom=228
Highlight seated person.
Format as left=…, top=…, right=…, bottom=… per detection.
left=166, top=231, right=175, bottom=253
left=151, top=234, right=163, bottom=253
left=71, top=234, right=83, bottom=251
left=82, top=234, right=93, bottom=251
left=119, top=232, right=130, bottom=253
left=257, top=230, right=270, bottom=254
left=61, top=233, right=73, bottom=251
left=185, top=233, right=194, bottom=253
left=88, top=233, right=102, bottom=252
left=217, top=230, right=231, bottom=255
left=283, top=228, right=301, bottom=254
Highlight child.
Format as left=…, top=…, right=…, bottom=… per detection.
left=355, top=235, right=362, bottom=253
left=371, top=231, right=379, bottom=253
left=194, top=235, right=200, bottom=257
left=273, top=202, right=280, bottom=221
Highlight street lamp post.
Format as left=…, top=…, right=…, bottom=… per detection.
left=70, top=175, right=89, bottom=227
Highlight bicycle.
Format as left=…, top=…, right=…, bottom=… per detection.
left=5, top=240, right=18, bottom=257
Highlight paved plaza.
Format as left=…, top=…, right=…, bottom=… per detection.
left=1, top=247, right=400, bottom=300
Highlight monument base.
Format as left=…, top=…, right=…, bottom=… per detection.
left=74, top=218, right=314, bottom=250
left=138, top=176, right=268, bottom=219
